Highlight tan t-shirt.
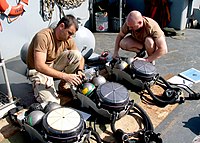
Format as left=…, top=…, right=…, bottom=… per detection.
left=121, top=17, right=164, bottom=43
left=27, top=28, right=76, bottom=69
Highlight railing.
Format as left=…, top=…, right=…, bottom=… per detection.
left=0, top=51, right=16, bottom=118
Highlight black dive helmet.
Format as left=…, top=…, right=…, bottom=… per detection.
left=129, top=60, right=184, bottom=106
left=9, top=103, right=102, bottom=143
left=92, top=82, right=162, bottom=143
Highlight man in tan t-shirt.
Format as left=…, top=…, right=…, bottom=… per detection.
left=26, top=15, right=85, bottom=104
left=113, top=10, right=168, bottom=63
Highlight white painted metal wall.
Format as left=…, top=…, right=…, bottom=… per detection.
left=0, top=0, right=90, bottom=60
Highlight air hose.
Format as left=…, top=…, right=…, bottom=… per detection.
left=168, top=82, right=200, bottom=100
left=108, top=59, right=184, bottom=106
left=110, top=100, right=162, bottom=143
left=144, top=76, right=185, bottom=106
left=84, top=127, right=102, bottom=143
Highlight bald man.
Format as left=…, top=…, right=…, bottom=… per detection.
left=113, top=10, right=168, bottom=64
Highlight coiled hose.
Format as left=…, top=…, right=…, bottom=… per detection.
left=84, top=127, right=102, bottom=143
left=144, top=76, right=184, bottom=106
left=110, top=101, right=162, bottom=143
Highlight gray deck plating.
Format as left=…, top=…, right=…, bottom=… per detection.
left=1, top=29, right=200, bottom=143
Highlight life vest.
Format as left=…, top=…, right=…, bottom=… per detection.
left=0, top=0, right=28, bottom=16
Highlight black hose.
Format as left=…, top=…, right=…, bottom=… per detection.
left=133, top=103, right=154, bottom=131
left=144, top=75, right=184, bottom=105
left=111, top=101, right=154, bottom=142
left=84, top=127, right=102, bottom=143
left=110, top=112, right=118, bottom=133
left=144, top=83, right=177, bottom=105
left=170, top=83, right=196, bottom=94
left=158, top=76, right=172, bottom=89
left=168, top=82, right=200, bottom=100
left=110, top=100, right=135, bottom=133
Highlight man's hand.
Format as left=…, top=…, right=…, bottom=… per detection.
left=112, top=52, right=119, bottom=59
left=76, top=69, right=85, bottom=80
left=134, top=57, right=147, bottom=62
left=62, top=73, right=82, bottom=86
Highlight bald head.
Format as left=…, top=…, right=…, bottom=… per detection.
left=126, top=11, right=142, bottom=23
left=126, top=11, right=143, bottom=30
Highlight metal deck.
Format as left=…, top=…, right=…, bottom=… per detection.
left=1, top=28, right=200, bottom=143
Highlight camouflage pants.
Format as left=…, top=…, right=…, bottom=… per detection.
left=28, top=50, right=82, bottom=104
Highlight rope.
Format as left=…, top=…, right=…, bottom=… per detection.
left=40, top=0, right=86, bottom=21
left=55, top=0, right=86, bottom=10
left=40, top=0, right=55, bottom=21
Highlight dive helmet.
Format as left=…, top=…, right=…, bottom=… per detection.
left=92, top=69, right=106, bottom=87
left=20, top=42, right=29, bottom=64
left=26, top=110, right=45, bottom=127
left=25, top=102, right=43, bottom=115
left=126, top=57, right=135, bottom=65
left=43, top=101, right=61, bottom=113
left=80, top=82, right=95, bottom=96
left=92, top=75, right=106, bottom=87
left=114, top=59, right=128, bottom=70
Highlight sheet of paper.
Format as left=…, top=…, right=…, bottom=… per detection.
left=167, top=75, right=193, bottom=88
left=179, top=68, right=200, bottom=83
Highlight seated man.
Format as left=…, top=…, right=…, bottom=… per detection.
left=113, top=10, right=168, bottom=64
left=26, top=14, right=85, bottom=104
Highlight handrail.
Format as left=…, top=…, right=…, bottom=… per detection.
left=0, top=51, right=13, bottom=103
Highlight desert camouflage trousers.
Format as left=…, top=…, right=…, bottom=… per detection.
left=28, top=50, right=82, bottom=104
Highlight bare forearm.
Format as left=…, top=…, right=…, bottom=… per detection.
left=114, top=34, right=123, bottom=53
left=113, top=34, right=124, bottom=58
left=78, top=56, right=85, bottom=70
left=35, top=64, right=64, bottom=80
left=35, top=64, right=83, bottom=86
